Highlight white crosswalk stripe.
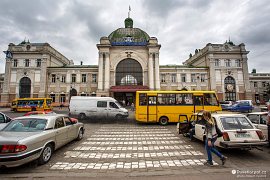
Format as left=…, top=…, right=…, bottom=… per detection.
left=51, top=125, right=218, bottom=170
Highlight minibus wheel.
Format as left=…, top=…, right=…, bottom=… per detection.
left=159, top=117, right=168, bottom=126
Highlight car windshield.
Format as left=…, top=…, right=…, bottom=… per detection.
left=220, top=117, right=254, bottom=130
left=2, top=118, right=47, bottom=132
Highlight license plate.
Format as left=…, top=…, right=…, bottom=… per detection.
left=235, top=133, right=251, bottom=138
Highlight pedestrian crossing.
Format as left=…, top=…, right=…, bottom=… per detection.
left=50, top=125, right=218, bottom=170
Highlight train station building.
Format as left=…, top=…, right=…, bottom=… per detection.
left=0, top=16, right=269, bottom=106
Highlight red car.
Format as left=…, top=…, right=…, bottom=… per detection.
left=23, top=111, right=78, bottom=123
left=23, top=111, right=56, bottom=116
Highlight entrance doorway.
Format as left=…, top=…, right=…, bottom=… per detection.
left=114, top=92, right=135, bottom=106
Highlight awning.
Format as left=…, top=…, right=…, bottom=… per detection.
left=110, top=85, right=149, bottom=92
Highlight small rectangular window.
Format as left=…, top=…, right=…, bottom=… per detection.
left=82, top=74, right=87, bottom=83
left=235, top=59, right=241, bottom=67
left=51, top=74, right=56, bottom=83
left=37, top=59, right=41, bottom=67
left=61, top=75, right=66, bottom=83
left=25, top=59, right=30, bottom=67
left=214, top=59, right=220, bottom=67
left=97, top=101, right=107, bottom=108
left=92, top=74, right=97, bottom=83
left=181, top=74, right=186, bottom=82
left=161, top=74, right=166, bottom=83
left=191, top=74, right=196, bottom=82
left=225, top=59, right=231, bottom=67
left=13, top=59, right=18, bottom=67
left=254, top=82, right=257, bottom=88
left=50, top=94, right=56, bottom=102
left=171, top=74, right=176, bottom=83
left=72, top=74, right=76, bottom=83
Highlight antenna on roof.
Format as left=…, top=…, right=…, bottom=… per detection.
left=128, top=5, right=131, bottom=18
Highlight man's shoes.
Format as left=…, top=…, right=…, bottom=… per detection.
left=221, top=156, right=227, bottom=165
left=204, top=160, right=214, bottom=166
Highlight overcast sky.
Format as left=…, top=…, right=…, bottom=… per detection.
left=0, top=0, right=269, bottom=73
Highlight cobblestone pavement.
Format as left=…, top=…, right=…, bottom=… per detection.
left=0, top=109, right=270, bottom=179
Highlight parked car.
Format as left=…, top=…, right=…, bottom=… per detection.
left=23, top=110, right=56, bottom=116
left=247, top=112, right=268, bottom=140
left=0, top=114, right=84, bottom=168
left=178, top=113, right=268, bottom=150
left=227, top=101, right=254, bottom=113
left=0, top=112, right=12, bottom=130
left=220, top=101, right=234, bottom=110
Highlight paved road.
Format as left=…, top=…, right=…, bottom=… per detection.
left=0, top=108, right=269, bottom=180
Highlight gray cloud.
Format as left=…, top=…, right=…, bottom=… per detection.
left=0, top=0, right=269, bottom=73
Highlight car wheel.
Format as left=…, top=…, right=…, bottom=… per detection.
left=78, top=113, right=86, bottom=120
left=76, top=128, right=84, bottom=141
left=38, top=144, right=53, bottom=165
left=159, top=117, right=168, bottom=126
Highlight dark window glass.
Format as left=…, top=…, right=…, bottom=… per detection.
left=97, top=101, right=107, bottom=108
left=55, top=118, right=65, bottom=128
left=116, top=59, right=142, bottom=85
left=37, top=59, right=41, bottom=67
left=139, top=93, right=147, bottom=106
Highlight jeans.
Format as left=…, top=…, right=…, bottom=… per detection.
left=205, top=137, right=223, bottom=162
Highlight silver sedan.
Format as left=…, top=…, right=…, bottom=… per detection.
left=0, top=114, right=84, bottom=168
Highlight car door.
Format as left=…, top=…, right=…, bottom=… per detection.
left=194, top=116, right=205, bottom=141
left=107, top=101, right=119, bottom=119
left=64, top=116, right=77, bottom=140
left=54, top=117, right=69, bottom=147
left=247, top=114, right=259, bottom=128
left=257, top=114, right=268, bottom=140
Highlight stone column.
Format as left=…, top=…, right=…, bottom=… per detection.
left=242, top=55, right=252, bottom=100
left=39, top=55, right=47, bottom=97
left=97, top=52, right=104, bottom=90
left=148, top=53, right=154, bottom=90
left=104, top=52, right=110, bottom=91
left=154, top=53, right=160, bottom=90
left=1, top=57, right=11, bottom=105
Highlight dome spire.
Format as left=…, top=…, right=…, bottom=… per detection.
left=128, top=5, right=131, bottom=18
left=125, top=5, right=133, bottom=28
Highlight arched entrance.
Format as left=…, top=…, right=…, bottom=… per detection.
left=112, top=58, right=147, bottom=106
left=224, top=76, right=236, bottom=101
left=19, top=77, right=31, bottom=98
left=116, top=58, right=143, bottom=85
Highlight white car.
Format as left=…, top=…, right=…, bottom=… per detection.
left=191, top=113, right=268, bottom=149
left=247, top=112, right=268, bottom=140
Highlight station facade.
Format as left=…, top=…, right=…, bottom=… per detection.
left=1, top=16, right=267, bottom=106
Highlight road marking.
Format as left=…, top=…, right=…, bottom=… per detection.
left=87, top=137, right=179, bottom=141
left=82, top=140, right=185, bottom=145
left=50, top=159, right=218, bottom=170
left=74, top=145, right=193, bottom=151
left=64, top=150, right=204, bottom=158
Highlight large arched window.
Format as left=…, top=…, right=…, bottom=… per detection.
left=224, top=76, right=236, bottom=101
left=19, top=77, right=31, bottom=98
left=116, top=59, right=143, bottom=85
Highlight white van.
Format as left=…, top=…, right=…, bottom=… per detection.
left=69, top=96, right=129, bottom=120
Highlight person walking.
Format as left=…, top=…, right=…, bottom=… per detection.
left=202, top=111, right=227, bottom=166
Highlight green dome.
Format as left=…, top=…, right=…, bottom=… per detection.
left=108, top=18, right=150, bottom=46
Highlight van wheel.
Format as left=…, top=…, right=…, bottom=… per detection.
left=115, top=115, right=122, bottom=120
left=38, top=144, right=53, bottom=165
left=78, top=113, right=86, bottom=120
left=159, top=117, right=168, bottom=126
